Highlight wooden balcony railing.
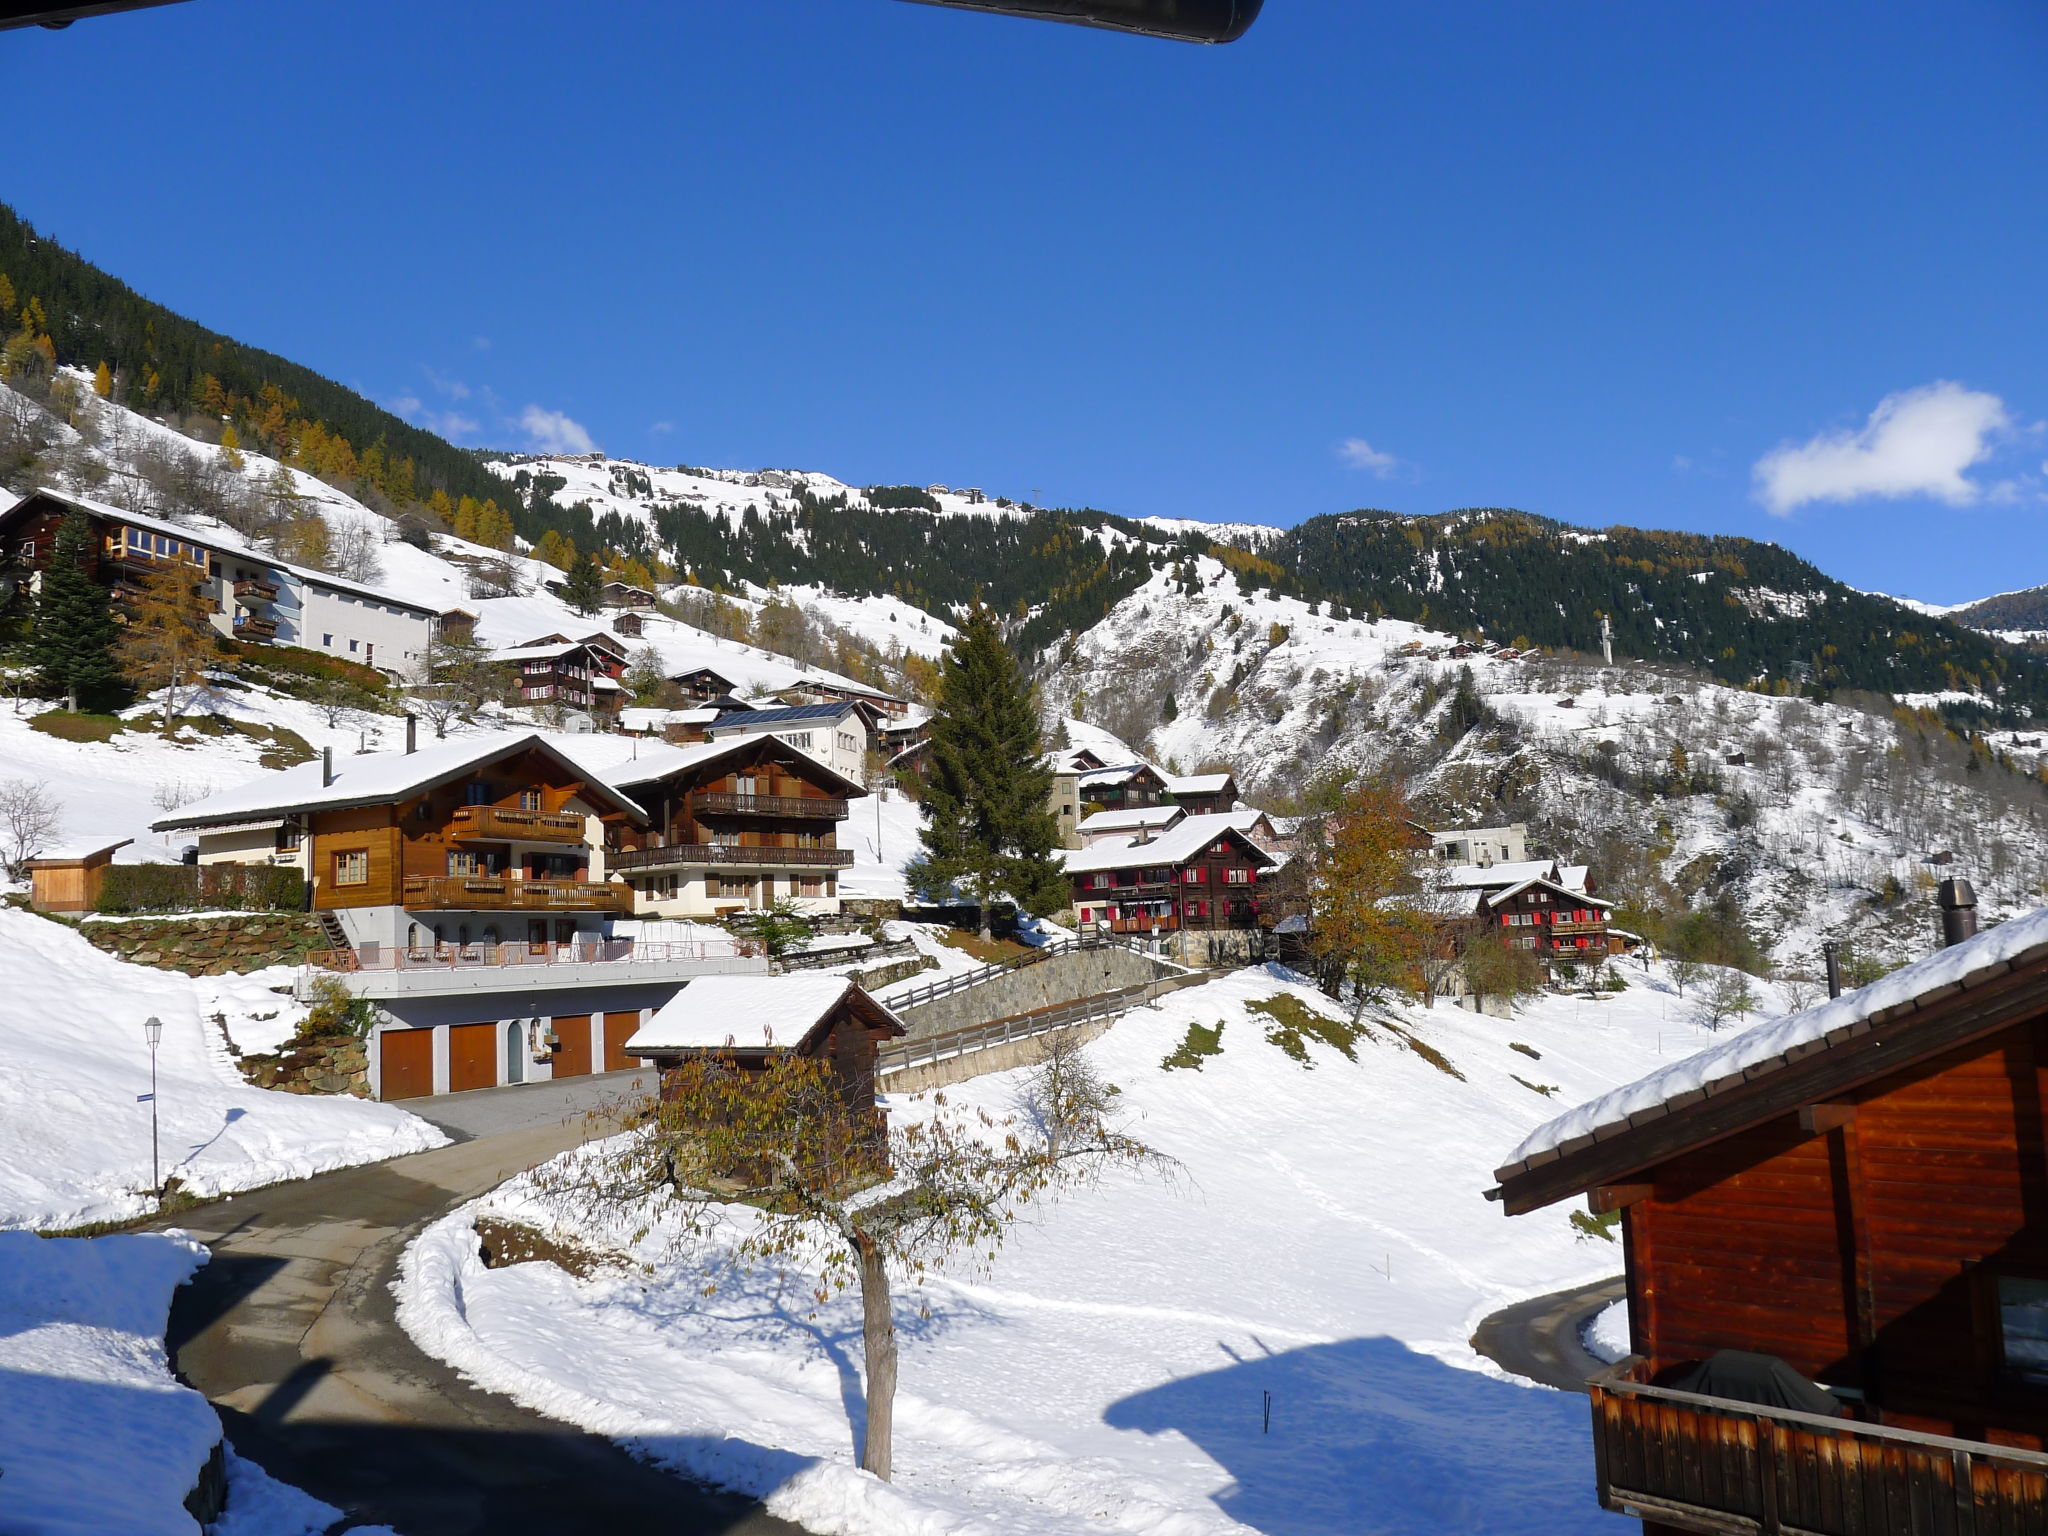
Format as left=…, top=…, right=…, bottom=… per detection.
left=232, top=615, right=279, bottom=639
left=399, top=875, right=634, bottom=914
left=449, top=805, right=587, bottom=844
left=233, top=577, right=280, bottom=603
left=1548, top=918, right=1609, bottom=936
left=1590, top=1365, right=2048, bottom=1535
left=611, top=842, right=854, bottom=871
left=688, top=792, right=848, bottom=820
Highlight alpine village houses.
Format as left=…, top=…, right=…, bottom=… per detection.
left=1492, top=887, right=2048, bottom=1535
left=152, top=730, right=865, bottom=1102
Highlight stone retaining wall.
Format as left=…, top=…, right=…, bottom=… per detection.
left=80, top=914, right=327, bottom=976
left=240, top=1034, right=370, bottom=1096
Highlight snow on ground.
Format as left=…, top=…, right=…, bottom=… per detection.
left=0, top=1229, right=217, bottom=1536
left=839, top=787, right=927, bottom=902
left=1582, top=1301, right=1631, bottom=1366
left=0, top=909, right=444, bottom=1231
left=395, top=962, right=1764, bottom=1536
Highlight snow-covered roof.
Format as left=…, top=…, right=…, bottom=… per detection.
left=22, top=838, right=131, bottom=866
left=1078, top=763, right=1162, bottom=789
left=1502, top=906, right=2048, bottom=1173
left=1060, top=811, right=1276, bottom=875
left=1445, top=859, right=1560, bottom=890
left=619, top=707, right=720, bottom=731
left=623, top=974, right=902, bottom=1053
left=601, top=735, right=867, bottom=796
left=1078, top=805, right=1186, bottom=835
left=151, top=734, right=646, bottom=830
left=1164, top=772, right=1235, bottom=796
left=1558, top=864, right=1590, bottom=894
left=494, top=642, right=586, bottom=662
left=1482, top=877, right=1612, bottom=911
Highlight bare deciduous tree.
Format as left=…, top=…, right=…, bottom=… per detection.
left=0, top=778, right=62, bottom=877
left=536, top=1041, right=1167, bottom=1482
left=328, top=518, right=387, bottom=584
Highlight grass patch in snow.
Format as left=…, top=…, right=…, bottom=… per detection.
left=1511, top=1074, right=1560, bottom=1098
left=1246, top=993, right=1365, bottom=1065
left=1378, top=1017, right=1467, bottom=1080
left=1571, top=1208, right=1620, bottom=1243
left=1160, top=1019, right=1226, bottom=1070
left=935, top=930, right=1034, bottom=965
left=1509, top=1041, right=1542, bottom=1059
left=29, top=711, right=126, bottom=743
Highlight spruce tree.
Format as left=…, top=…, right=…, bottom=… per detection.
left=24, top=511, right=123, bottom=713
left=910, top=605, right=1065, bottom=936
left=562, top=554, right=606, bottom=617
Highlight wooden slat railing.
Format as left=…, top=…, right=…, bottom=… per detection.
left=449, top=805, right=588, bottom=843
left=688, top=792, right=849, bottom=820
left=1591, top=1365, right=2048, bottom=1535
left=610, top=843, right=854, bottom=870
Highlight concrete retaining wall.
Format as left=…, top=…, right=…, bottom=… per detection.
left=881, top=1016, right=1114, bottom=1094
left=894, top=945, right=1168, bottom=1038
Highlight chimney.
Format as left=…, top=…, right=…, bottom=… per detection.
left=1822, top=940, right=1842, bottom=1000
left=405, top=713, right=417, bottom=755
left=1938, top=877, right=1978, bottom=949
left=321, top=747, right=333, bottom=788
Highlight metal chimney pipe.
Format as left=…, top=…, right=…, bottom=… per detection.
left=1938, top=877, right=1978, bottom=949
left=1822, top=941, right=1842, bottom=1000
left=405, top=713, right=417, bottom=755
left=321, top=746, right=333, bottom=788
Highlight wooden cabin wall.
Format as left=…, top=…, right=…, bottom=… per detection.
left=1629, top=1017, right=2048, bottom=1447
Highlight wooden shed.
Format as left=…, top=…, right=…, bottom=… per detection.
left=1491, top=902, right=2048, bottom=1534
left=22, top=839, right=132, bottom=914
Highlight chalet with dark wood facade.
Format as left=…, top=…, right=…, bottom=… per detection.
left=1163, top=771, right=1239, bottom=816
left=498, top=631, right=628, bottom=717
left=1064, top=812, right=1277, bottom=939
left=624, top=973, right=906, bottom=1117
left=607, top=734, right=864, bottom=917
left=1491, top=894, right=2048, bottom=1535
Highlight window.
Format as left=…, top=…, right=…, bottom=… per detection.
left=1181, top=868, right=1206, bottom=884
left=448, top=850, right=498, bottom=877
left=333, top=849, right=369, bottom=886
left=466, top=782, right=492, bottom=805
left=519, top=789, right=543, bottom=811
left=348, top=639, right=359, bottom=652
left=274, top=826, right=303, bottom=853
left=1225, top=868, right=1252, bottom=885
left=1998, top=1275, right=2048, bottom=1382
left=800, top=876, right=824, bottom=897
left=322, top=633, right=333, bottom=647
left=1091, top=873, right=1114, bottom=890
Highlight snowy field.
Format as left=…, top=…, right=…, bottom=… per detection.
left=0, top=909, right=444, bottom=1231
left=395, top=962, right=1771, bottom=1536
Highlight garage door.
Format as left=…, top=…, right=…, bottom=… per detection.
left=603, top=1011, right=642, bottom=1073
left=448, top=1022, right=498, bottom=1094
left=378, top=1028, right=433, bottom=1101
left=551, top=1014, right=592, bottom=1078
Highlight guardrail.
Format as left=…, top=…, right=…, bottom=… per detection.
left=312, top=938, right=747, bottom=972
left=882, top=933, right=1167, bottom=1013
left=778, top=938, right=920, bottom=973
left=877, top=981, right=1161, bottom=1077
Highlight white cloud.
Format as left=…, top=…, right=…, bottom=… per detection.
left=519, top=405, right=598, bottom=455
left=1337, top=437, right=1401, bottom=478
left=1752, top=381, right=2010, bottom=515
left=650, top=420, right=676, bottom=436
left=389, top=392, right=423, bottom=416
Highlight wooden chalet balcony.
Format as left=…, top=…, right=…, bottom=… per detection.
left=611, top=842, right=855, bottom=872
left=688, top=792, right=848, bottom=820
left=1105, top=916, right=1180, bottom=934
left=1548, top=918, right=1609, bottom=936
left=232, top=615, right=280, bottom=640
left=449, top=805, right=587, bottom=844
left=1590, top=1366, right=2048, bottom=1536
left=400, top=875, right=633, bottom=914
left=233, top=577, right=280, bottom=603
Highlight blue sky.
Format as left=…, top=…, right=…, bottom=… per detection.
left=6, top=0, right=2046, bottom=602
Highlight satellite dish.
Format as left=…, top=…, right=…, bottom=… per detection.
left=898, top=0, right=1263, bottom=42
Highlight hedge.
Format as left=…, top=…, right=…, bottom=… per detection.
left=225, top=641, right=391, bottom=695
left=97, top=864, right=307, bottom=914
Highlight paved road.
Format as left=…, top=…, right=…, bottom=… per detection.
left=1470, top=1274, right=1627, bottom=1393
left=166, top=1092, right=803, bottom=1536
left=403, top=1067, right=655, bottom=1142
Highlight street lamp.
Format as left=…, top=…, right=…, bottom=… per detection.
left=141, top=1015, right=163, bottom=1202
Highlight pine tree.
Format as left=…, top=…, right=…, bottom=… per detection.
left=562, top=554, right=606, bottom=617
left=910, top=605, right=1065, bottom=935
left=24, top=512, right=123, bottom=713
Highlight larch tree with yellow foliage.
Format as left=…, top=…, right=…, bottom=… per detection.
left=116, top=559, right=234, bottom=721
left=1291, top=772, right=1434, bottom=1014
left=92, top=361, right=113, bottom=399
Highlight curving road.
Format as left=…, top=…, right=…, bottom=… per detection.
left=164, top=1073, right=804, bottom=1536
left=1470, top=1274, right=1626, bottom=1393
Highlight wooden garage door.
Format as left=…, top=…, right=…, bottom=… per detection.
left=602, top=1011, right=641, bottom=1073
left=378, top=1028, right=434, bottom=1101
left=448, top=1022, right=498, bottom=1094
left=551, top=1014, right=592, bottom=1079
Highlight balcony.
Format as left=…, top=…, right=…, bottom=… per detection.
left=1589, top=1365, right=2048, bottom=1535
left=449, top=805, right=588, bottom=844
left=689, top=792, right=849, bottom=820
left=302, top=939, right=769, bottom=1000
left=1548, top=918, right=1609, bottom=936
left=233, top=577, right=280, bottom=603
left=232, top=615, right=280, bottom=640
left=400, top=875, right=634, bottom=914
left=611, top=842, right=855, bottom=872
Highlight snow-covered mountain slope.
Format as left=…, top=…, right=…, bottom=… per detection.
left=1044, top=560, right=2048, bottom=973
left=395, top=964, right=1751, bottom=1536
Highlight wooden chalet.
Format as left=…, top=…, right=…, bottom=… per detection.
left=1448, top=858, right=1615, bottom=962
left=1077, top=761, right=1171, bottom=813
left=1491, top=890, right=2048, bottom=1535
left=607, top=733, right=864, bottom=916
left=1164, top=771, right=1239, bottom=816
left=601, top=580, right=657, bottom=610
left=674, top=665, right=743, bottom=701
left=497, top=632, right=627, bottom=716
left=624, top=973, right=906, bottom=1116
left=1064, top=812, right=1277, bottom=936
